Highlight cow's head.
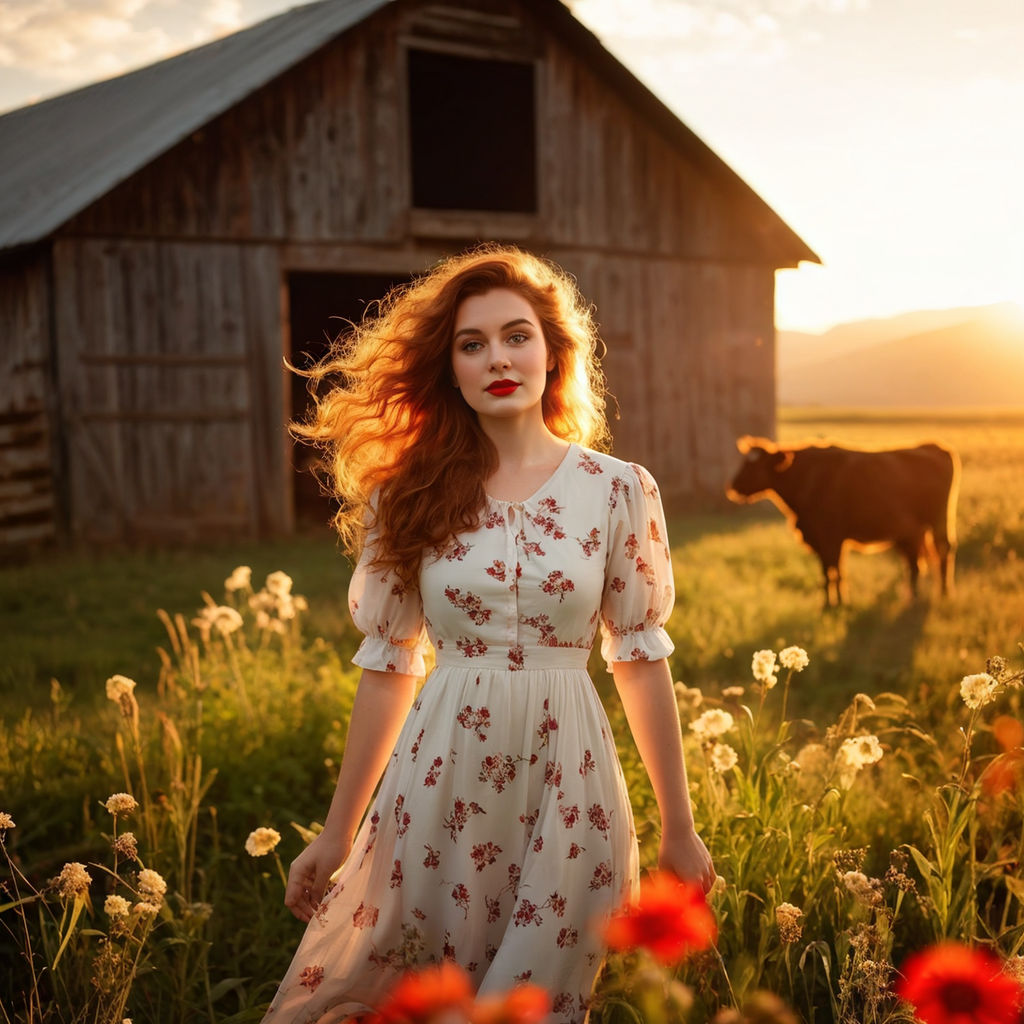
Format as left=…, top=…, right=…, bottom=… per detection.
left=726, top=436, right=794, bottom=502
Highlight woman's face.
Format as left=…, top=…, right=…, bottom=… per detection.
left=451, top=288, right=555, bottom=425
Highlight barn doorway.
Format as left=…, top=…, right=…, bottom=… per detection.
left=287, top=270, right=411, bottom=528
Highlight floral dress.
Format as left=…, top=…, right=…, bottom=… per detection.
left=263, top=444, right=675, bottom=1024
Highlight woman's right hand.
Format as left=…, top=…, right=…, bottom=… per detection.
left=283, top=832, right=351, bottom=923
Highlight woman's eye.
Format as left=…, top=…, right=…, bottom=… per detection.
left=508, top=332, right=528, bottom=344
left=460, top=340, right=483, bottom=352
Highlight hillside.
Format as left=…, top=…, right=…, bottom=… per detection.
left=778, top=303, right=1024, bottom=406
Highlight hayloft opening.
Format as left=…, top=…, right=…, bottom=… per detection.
left=287, top=271, right=410, bottom=527
left=407, top=48, right=537, bottom=213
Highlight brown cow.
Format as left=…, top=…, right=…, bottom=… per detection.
left=727, top=437, right=959, bottom=606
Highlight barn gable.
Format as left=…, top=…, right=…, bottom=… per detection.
left=0, top=0, right=819, bottom=550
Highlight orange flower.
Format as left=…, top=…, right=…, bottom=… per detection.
left=896, top=943, right=1023, bottom=1024
left=604, top=871, right=717, bottom=965
left=369, top=963, right=475, bottom=1024
left=471, top=985, right=551, bottom=1024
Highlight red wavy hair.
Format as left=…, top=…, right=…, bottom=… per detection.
left=293, top=245, right=610, bottom=582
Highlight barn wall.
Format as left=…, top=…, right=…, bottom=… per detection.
left=558, top=251, right=775, bottom=506
left=52, top=238, right=287, bottom=543
left=0, top=249, right=58, bottom=549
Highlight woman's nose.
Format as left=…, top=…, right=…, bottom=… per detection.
left=489, top=347, right=511, bottom=371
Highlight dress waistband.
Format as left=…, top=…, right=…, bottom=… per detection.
left=434, top=645, right=591, bottom=671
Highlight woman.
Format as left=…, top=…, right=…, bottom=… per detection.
left=263, top=246, right=714, bottom=1023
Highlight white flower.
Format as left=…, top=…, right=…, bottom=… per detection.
left=105, top=675, right=137, bottom=702
left=105, top=894, right=131, bottom=918
left=137, top=868, right=167, bottom=904
left=673, top=682, right=703, bottom=710
left=245, top=827, right=282, bottom=857
left=133, top=901, right=161, bottom=917
left=689, top=709, right=735, bottom=743
left=105, top=792, right=138, bottom=816
left=793, top=743, right=828, bottom=774
left=779, top=646, right=809, bottom=672
left=265, top=571, right=293, bottom=599
left=0, top=811, right=15, bottom=830
left=55, top=862, right=92, bottom=898
left=841, top=870, right=883, bottom=907
left=710, top=743, right=739, bottom=773
left=751, top=649, right=778, bottom=689
left=224, top=566, right=252, bottom=592
left=721, top=686, right=745, bottom=699
left=193, top=605, right=244, bottom=640
left=960, top=672, right=999, bottom=710
left=836, top=734, right=884, bottom=788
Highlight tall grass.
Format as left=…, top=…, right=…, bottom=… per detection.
left=1, top=409, right=1023, bottom=1022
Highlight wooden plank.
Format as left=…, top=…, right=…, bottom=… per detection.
left=79, top=352, right=248, bottom=366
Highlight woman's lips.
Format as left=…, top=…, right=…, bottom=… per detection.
left=486, top=380, right=521, bottom=396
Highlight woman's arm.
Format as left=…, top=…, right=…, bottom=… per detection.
left=284, top=668, right=419, bottom=921
left=611, top=657, right=716, bottom=892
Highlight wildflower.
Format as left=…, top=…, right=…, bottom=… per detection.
left=775, top=902, right=803, bottom=943
left=710, top=743, right=739, bottom=773
left=0, top=811, right=14, bottom=831
left=604, top=871, right=717, bottom=965
left=105, top=675, right=136, bottom=702
left=836, top=734, right=883, bottom=788
left=793, top=743, right=828, bottom=774
left=960, top=673, right=999, bottom=710
left=987, top=655, right=1009, bottom=681
left=133, top=901, right=161, bottom=917
left=224, top=565, right=252, bottom=592
left=265, top=571, right=293, bottom=598
left=370, top=961, right=474, bottom=1023
left=721, top=686, right=745, bottom=699
left=112, top=832, right=139, bottom=860
left=54, top=862, right=92, bottom=899
left=104, top=792, right=138, bottom=816
left=885, top=850, right=917, bottom=894
left=896, top=942, right=1023, bottom=1024
left=841, top=870, right=883, bottom=908
left=105, top=894, right=131, bottom=918
left=751, top=649, right=778, bottom=689
left=689, top=709, right=735, bottom=743
left=473, top=984, right=552, bottom=1024
left=137, top=868, right=167, bottom=905
left=193, top=604, right=245, bottom=640
left=674, top=682, right=703, bottom=710
left=779, top=646, right=809, bottom=672
left=245, top=827, right=282, bottom=857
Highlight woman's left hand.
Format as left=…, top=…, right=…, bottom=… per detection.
left=658, top=827, right=716, bottom=896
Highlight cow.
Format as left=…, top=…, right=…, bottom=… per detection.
left=727, top=436, right=959, bottom=607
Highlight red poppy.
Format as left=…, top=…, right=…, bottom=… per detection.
left=471, top=984, right=551, bottom=1024
left=895, top=943, right=1023, bottom=1024
left=603, top=871, right=717, bottom=965
left=369, top=962, right=475, bottom=1024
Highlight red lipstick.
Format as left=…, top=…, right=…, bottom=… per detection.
left=486, top=380, right=521, bottom=396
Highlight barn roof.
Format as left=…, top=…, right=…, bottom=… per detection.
left=0, top=0, right=819, bottom=264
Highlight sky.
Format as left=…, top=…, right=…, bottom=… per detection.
left=1, top=0, right=1022, bottom=333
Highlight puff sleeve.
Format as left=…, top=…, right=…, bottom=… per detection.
left=348, top=532, right=429, bottom=676
left=599, top=462, right=676, bottom=671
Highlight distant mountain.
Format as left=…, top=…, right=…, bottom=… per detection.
left=778, top=303, right=1024, bottom=407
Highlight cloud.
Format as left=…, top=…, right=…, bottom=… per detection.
left=0, top=0, right=245, bottom=87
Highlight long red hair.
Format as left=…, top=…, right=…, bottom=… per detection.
left=293, top=245, right=610, bottom=582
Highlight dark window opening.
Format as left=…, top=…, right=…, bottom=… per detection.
left=407, top=48, right=537, bottom=213
left=287, top=271, right=410, bottom=527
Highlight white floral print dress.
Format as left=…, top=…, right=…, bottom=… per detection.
left=263, top=445, right=675, bottom=1024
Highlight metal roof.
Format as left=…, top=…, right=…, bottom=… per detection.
left=0, top=0, right=391, bottom=250
left=0, top=0, right=819, bottom=264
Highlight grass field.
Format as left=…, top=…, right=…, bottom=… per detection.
left=2, top=408, right=1023, bottom=1023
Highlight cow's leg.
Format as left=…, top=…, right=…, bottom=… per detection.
left=816, top=542, right=843, bottom=608
left=932, top=524, right=956, bottom=596
left=895, top=537, right=921, bottom=598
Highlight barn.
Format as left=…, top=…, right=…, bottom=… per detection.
left=0, top=0, right=818, bottom=552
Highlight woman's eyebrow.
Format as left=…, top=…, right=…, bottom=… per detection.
left=454, top=318, right=534, bottom=340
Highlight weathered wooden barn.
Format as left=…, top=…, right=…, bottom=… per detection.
left=0, top=0, right=818, bottom=551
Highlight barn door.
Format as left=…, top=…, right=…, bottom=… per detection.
left=54, top=239, right=282, bottom=544
left=286, top=271, right=410, bottom=528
